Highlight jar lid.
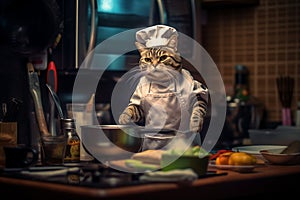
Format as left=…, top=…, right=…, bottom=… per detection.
left=235, top=64, right=248, bottom=73
left=60, top=118, right=76, bottom=129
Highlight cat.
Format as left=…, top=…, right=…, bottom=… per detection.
left=119, top=26, right=208, bottom=134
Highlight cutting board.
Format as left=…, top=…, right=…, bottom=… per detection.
left=109, top=159, right=160, bottom=173
left=109, top=160, right=132, bottom=171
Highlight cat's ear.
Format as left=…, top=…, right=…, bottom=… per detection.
left=135, top=42, right=147, bottom=53
left=166, top=34, right=178, bottom=52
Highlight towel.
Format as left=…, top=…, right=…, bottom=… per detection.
left=139, top=168, right=198, bottom=183
left=20, top=167, right=81, bottom=177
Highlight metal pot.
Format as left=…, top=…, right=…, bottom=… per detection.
left=80, top=125, right=143, bottom=162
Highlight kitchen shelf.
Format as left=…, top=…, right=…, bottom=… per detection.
left=202, top=0, right=260, bottom=8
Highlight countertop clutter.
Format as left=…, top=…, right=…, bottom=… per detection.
left=1, top=139, right=300, bottom=200
left=1, top=143, right=300, bottom=199
left=0, top=163, right=299, bottom=199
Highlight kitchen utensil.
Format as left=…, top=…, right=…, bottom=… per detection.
left=232, top=145, right=287, bottom=155
left=45, top=84, right=64, bottom=119
left=40, top=134, right=67, bottom=166
left=80, top=125, right=143, bottom=162
left=27, top=62, right=50, bottom=136
left=20, top=167, right=80, bottom=178
left=260, top=149, right=300, bottom=165
left=232, top=145, right=287, bottom=163
left=47, top=56, right=58, bottom=135
left=280, top=140, right=300, bottom=154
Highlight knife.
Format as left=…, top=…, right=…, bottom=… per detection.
left=47, top=59, right=58, bottom=135
left=45, top=84, right=64, bottom=119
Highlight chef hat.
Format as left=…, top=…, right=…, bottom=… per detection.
left=136, top=25, right=178, bottom=52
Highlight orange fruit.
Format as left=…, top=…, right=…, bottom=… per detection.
left=215, top=152, right=233, bottom=165
left=228, top=152, right=256, bottom=166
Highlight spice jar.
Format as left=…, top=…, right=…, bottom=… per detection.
left=61, top=118, right=80, bottom=163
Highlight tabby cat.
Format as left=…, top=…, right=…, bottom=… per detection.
left=119, top=33, right=208, bottom=133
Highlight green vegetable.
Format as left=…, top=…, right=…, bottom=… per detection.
left=192, top=145, right=200, bottom=153
left=163, top=145, right=209, bottom=157
left=183, top=148, right=194, bottom=156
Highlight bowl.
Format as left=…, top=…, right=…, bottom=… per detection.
left=260, top=149, right=300, bottom=165
left=232, top=145, right=287, bottom=164
left=80, top=125, right=144, bottom=161
left=249, top=126, right=300, bottom=145
left=232, top=145, right=287, bottom=155
left=161, top=154, right=209, bottom=176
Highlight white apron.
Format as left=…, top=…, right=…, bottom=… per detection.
left=140, top=75, right=191, bottom=150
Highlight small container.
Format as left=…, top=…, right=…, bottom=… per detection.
left=66, top=103, right=94, bottom=161
left=40, top=135, right=66, bottom=165
left=61, top=118, right=80, bottom=163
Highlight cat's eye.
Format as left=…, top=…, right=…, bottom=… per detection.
left=144, top=58, right=152, bottom=62
left=159, top=55, right=168, bottom=61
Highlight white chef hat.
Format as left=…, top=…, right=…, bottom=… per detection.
left=136, top=25, right=178, bottom=52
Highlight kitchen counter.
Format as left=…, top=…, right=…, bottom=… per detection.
left=0, top=163, right=299, bottom=199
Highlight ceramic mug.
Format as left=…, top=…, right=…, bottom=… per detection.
left=4, top=145, right=38, bottom=168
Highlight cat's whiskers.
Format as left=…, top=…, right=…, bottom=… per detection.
left=119, top=66, right=150, bottom=91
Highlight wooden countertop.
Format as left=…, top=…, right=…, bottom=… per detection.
left=0, top=164, right=299, bottom=199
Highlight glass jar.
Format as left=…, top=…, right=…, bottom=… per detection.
left=61, top=118, right=80, bottom=163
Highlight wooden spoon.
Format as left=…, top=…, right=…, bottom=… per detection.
left=281, top=141, right=300, bottom=154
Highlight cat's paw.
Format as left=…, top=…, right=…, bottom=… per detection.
left=119, top=112, right=133, bottom=124
left=189, top=116, right=204, bottom=133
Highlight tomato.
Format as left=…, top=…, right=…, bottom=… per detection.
left=215, top=152, right=233, bottom=165
left=210, top=149, right=232, bottom=160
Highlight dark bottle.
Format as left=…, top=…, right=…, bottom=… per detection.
left=233, top=64, right=250, bottom=103
left=61, top=118, right=80, bottom=163
left=231, top=65, right=252, bottom=141
left=223, top=65, right=264, bottom=147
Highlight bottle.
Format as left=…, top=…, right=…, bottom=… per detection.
left=225, top=65, right=264, bottom=146
left=61, top=118, right=80, bottom=163
left=233, top=64, right=250, bottom=104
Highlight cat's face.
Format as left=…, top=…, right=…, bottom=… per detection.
left=135, top=42, right=182, bottom=72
